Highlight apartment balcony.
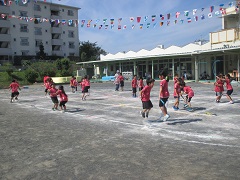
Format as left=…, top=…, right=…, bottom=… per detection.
left=210, top=28, right=240, bottom=44
left=0, top=34, right=11, bottom=41
left=52, top=39, right=63, bottom=45
left=0, top=20, right=10, bottom=27
left=0, top=6, right=10, bottom=14
left=51, top=15, right=62, bottom=20
left=0, top=48, right=11, bottom=55
left=51, top=27, right=62, bottom=33
left=52, top=50, right=63, bottom=56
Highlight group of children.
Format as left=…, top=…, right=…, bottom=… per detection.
left=9, top=72, right=235, bottom=120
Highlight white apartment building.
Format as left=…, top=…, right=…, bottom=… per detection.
left=77, top=3, right=240, bottom=81
left=0, top=0, right=80, bottom=63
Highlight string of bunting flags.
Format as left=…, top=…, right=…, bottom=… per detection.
left=0, top=0, right=240, bottom=30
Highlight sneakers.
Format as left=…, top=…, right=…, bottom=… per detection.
left=162, top=114, right=170, bottom=122
left=61, top=110, right=65, bottom=113
left=146, top=111, right=149, bottom=118
left=15, top=97, right=18, bottom=100
left=172, top=106, right=178, bottom=111
left=184, top=104, right=188, bottom=108
left=216, top=100, right=220, bottom=103
left=52, top=108, right=55, bottom=111
left=229, top=101, right=234, bottom=104
left=141, top=111, right=145, bottom=118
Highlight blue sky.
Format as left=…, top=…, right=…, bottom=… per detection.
left=52, top=0, right=232, bottom=54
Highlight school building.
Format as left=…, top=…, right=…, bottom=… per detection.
left=77, top=5, right=240, bottom=81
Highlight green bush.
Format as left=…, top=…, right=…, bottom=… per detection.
left=25, top=69, right=39, bottom=83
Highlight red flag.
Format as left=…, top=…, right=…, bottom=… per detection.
left=137, top=17, right=141, bottom=23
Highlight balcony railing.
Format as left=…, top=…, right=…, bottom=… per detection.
left=210, top=28, right=240, bottom=44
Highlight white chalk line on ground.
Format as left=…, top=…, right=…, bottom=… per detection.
left=1, top=88, right=240, bottom=149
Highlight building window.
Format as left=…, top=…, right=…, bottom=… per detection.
left=35, top=40, right=42, bottom=47
left=34, top=27, right=42, bottom=35
left=14, top=38, right=16, bottom=41
left=69, top=42, right=75, bottom=49
left=62, top=9, right=64, bottom=12
left=34, top=4, right=41, bottom=11
left=68, top=31, right=74, bottom=38
left=68, top=10, right=74, bottom=16
left=69, top=53, right=75, bottom=56
left=20, top=37, right=29, bottom=46
left=21, top=51, right=29, bottom=56
left=19, top=11, right=28, bottom=17
left=20, top=24, right=28, bottom=32
left=12, top=11, right=15, bottom=15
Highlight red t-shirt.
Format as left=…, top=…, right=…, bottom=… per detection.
left=118, top=75, right=124, bottom=81
left=160, top=79, right=169, bottom=98
left=173, top=83, right=181, bottom=97
left=57, top=90, right=68, bottom=102
left=79, top=81, right=85, bottom=91
left=9, top=82, right=19, bottom=92
left=141, top=85, right=152, bottom=101
left=225, top=79, right=233, bottom=90
left=138, top=79, right=144, bottom=88
left=84, top=79, right=90, bottom=86
left=183, top=86, right=194, bottom=97
left=132, top=79, right=137, bottom=88
left=215, top=79, right=224, bottom=92
left=49, top=87, right=58, bottom=97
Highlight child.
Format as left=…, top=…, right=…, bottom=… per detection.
left=140, top=78, right=155, bottom=118
left=132, top=75, right=137, bottom=97
left=44, top=77, right=52, bottom=96
left=119, top=73, right=124, bottom=91
left=214, top=74, right=224, bottom=103
left=56, top=85, right=68, bottom=113
left=173, top=77, right=181, bottom=110
left=82, top=75, right=91, bottom=100
left=73, top=77, right=78, bottom=92
left=224, top=74, right=234, bottom=104
left=9, top=80, right=21, bottom=103
left=159, top=72, right=170, bottom=121
left=79, top=77, right=86, bottom=100
left=70, top=76, right=75, bottom=93
left=180, top=82, right=194, bottom=109
left=48, top=83, right=59, bottom=110
left=138, top=76, right=144, bottom=91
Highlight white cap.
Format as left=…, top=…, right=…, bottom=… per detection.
left=116, top=70, right=120, bottom=73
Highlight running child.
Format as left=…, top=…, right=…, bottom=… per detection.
left=48, top=83, right=59, bottom=111
left=132, top=75, right=137, bottom=97
left=82, top=75, right=91, bottom=100
left=180, top=82, right=194, bottom=109
left=9, top=80, right=21, bottom=103
left=56, top=85, right=68, bottom=113
left=214, top=74, right=224, bottom=103
left=44, top=77, right=52, bottom=96
left=73, top=77, right=78, bottom=92
left=70, top=76, right=76, bottom=93
left=79, top=77, right=86, bottom=100
left=138, top=76, right=144, bottom=91
left=119, top=73, right=124, bottom=91
left=224, top=74, right=234, bottom=104
left=140, top=78, right=155, bottom=118
left=159, top=72, right=170, bottom=121
left=173, top=77, right=181, bottom=110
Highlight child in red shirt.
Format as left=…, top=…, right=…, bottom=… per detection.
left=138, top=76, right=144, bottom=91
left=56, top=85, right=68, bottom=113
left=159, top=72, right=170, bottom=121
left=180, top=82, right=194, bottom=109
left=140, top=78, right=155, bottom=118
left=173, top=77, right=181, bottom=110
left=119, top=73, right=124, bottom=91
left=132, top=75, right=137, bottom=97
left=214, top=74, right=224, bottom=103
left=9, top=80, right=21, bottom=103
left=224, top=74, right=234, bottom=104
left=79, top=77, right=86, bottom=100
left=48, top=83, right=59, bottom=110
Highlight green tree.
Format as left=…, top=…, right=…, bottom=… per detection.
left=79, top=41, right=107, bottom=62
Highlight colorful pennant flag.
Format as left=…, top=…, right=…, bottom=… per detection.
left=176, top=12, right=180, bottom=18
left=151, top=15, right=156, bottom=21
left=160, top=14, right=164, bottom=20
left=193, top=9, right=197, bottom=15
left=184, top=11, right=189, bottom=16
left=110, top=19, right=114, bottom=24
left=130, top=17, right=134, bottom=22
left=167, top=13, right=170, bottom=19
left=140, top=24, right=143, bottom=29
left=137, top=17, right=141, bottom=23
left=187, top=18, right=191, bottom=23
left=210, top=6, right=214, bottom=12
left=144, top=16, right=148, bottom=22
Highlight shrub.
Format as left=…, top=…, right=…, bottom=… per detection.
left=25, top=69, right=39, bottom=83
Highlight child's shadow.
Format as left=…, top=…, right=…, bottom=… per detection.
left=66, top=108, right=85, bottom=113
left=166, top=118, right=202, bottom=125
